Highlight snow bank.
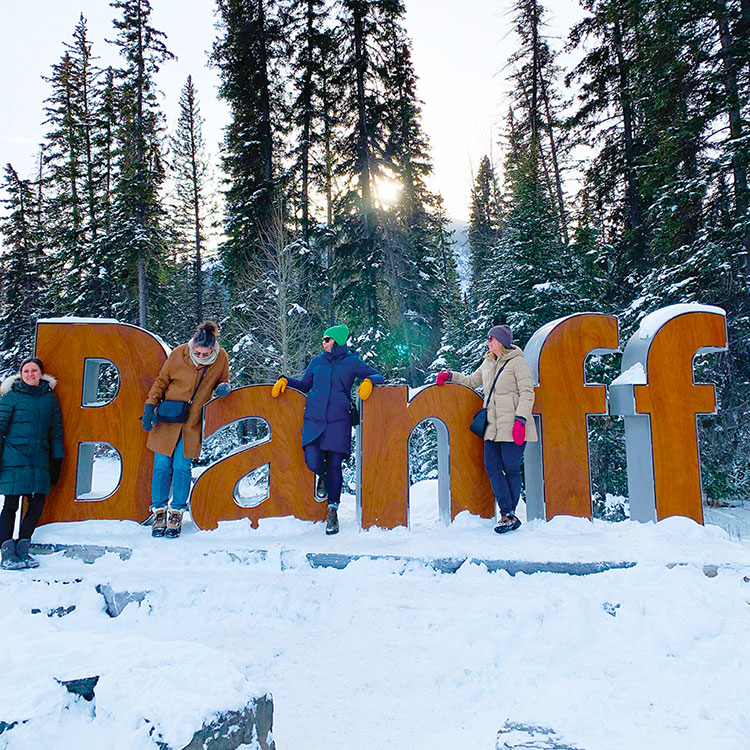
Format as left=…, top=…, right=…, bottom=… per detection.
left=1, top=481, right=748, bottom=749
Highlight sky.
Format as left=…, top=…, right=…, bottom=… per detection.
left=0, top=0, right=584, bottom=223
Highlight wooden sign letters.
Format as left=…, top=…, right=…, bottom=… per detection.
left=27, top=304, right=727, bottom=530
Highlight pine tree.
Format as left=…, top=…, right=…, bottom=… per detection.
left=379, top=21, right=454, bottom=383
left=330, top=0, right=390, bottom=344
left=567, top=0, right=645, bottom=285
left=42, top=16, right=115, bottom=316
left=170, top=75, right=211, bottom=328
left=281, top=0, right=337, bottom=241
left=468, top=155, right=502, bottom=305
left=0, top=165, right=49, bottom=365
left=109, top=0, right=175, bottom=327
left=509, top=0, right=570, bottom=242
left=487, top=109, right=574, bottom=346
left=278, top=0, right=339, bottom=333
left=212, top=0, right=281, bottom=287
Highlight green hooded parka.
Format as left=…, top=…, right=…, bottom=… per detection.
left=0, top=374, right=64, bottom=496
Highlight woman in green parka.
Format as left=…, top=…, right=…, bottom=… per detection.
left=0, top=357, right=64, bottom=570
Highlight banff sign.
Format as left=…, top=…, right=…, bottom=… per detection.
left=34, top=304, right=727, bottom=531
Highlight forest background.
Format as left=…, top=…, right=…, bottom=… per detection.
left=0, top=0, right=747, bottom=509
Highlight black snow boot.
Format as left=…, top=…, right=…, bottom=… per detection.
left=325, top=505, right=339, bottom=535
left=494, top=514, right=522, bottom=534
left=315, top=474, right=328, bottom=501
left=1, top=540, right=26, bottom=570
left=15, top=539, right=39, bottom=569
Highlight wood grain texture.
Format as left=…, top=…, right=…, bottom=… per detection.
left=359, top=384, right=493, bottom=529
left=190, top=385, right=322, bottom=529
left=35, top=320, right=168, bottom=524
left=533, top=314, right=619, bottom=519
left=633, top=311, right=726, bottom=523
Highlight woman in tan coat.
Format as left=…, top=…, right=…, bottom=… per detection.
left=437, top=324, right=537, bottom=533
left=141, top=321, right=230, bottom=538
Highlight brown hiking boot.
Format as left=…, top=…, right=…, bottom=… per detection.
left=165, top=509, right=184, bottom=539
left=151, top=508, right=167, bottom=537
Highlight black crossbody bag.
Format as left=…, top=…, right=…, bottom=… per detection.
left=469, top=364, right=506, bottom=438
left=156, top=366, right=208, bottom=424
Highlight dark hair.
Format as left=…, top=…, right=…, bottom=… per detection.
left=20, top=357, right=45, bottom=374
left=193, top=320, right=219, bottom=349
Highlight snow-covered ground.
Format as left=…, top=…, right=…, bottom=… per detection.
left=2, top=481, right=750, bottom=749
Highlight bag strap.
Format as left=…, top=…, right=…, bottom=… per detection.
left=188, top=366, right=209, bottom=404
left=483, top=362, right=506, bottom=408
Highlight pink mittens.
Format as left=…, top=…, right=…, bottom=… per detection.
left=512, top=419, right=526, bottom=445
left=436, top=371, right=451, bottom=386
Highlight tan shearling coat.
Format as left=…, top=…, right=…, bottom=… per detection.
left=145, top=343, right=230, bottom=458
left=450, top=345, right=537, bottom=443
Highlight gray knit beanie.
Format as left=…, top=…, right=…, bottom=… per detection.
left=488, top=325, right=512, bottom=348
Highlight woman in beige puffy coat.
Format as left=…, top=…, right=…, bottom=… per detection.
left=437, top=324, right=536, bottom=533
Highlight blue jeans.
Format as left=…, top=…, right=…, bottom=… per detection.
left=304, top=440, right=345, bottom=508
left=484, top=440, right=525, bottom=516
left=151, top=436, right=192, bottom=510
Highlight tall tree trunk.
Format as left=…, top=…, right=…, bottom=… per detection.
left=718, top=3, right=750, bottom=281
left=298, top=0, right=316, bottom=243
left=612, top=17, right=641, bottom=239
left=256, top=0, right=274, bottom=211
left=136, top=0, right=148, bottom=327
left=352, top=1, right=377, bottom=326
left=80, top=38, right=98, bottom=243
left=190, top=125, right=204, bottom=323
left=539, top=71, right=569, bottom=246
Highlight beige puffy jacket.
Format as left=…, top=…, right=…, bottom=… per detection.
left=450, top=346, right=538, bottom=443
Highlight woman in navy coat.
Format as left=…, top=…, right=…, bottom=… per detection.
left=272, top=324, right=383, bottom=534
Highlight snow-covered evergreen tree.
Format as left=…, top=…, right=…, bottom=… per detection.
left=108, top=0, right=175, bottom=328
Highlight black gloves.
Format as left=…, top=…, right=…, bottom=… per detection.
left=50, top=457, right=62, bottom=486
left=142, top=403, right=157, bottom=432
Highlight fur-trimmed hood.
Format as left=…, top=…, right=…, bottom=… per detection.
left=0, top=373, right=57, bottom=395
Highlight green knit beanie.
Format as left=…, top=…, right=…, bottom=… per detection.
left=324, top=324, right=349, bottom=346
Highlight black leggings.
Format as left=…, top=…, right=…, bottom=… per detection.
left=0, top=494, right=46, bottom=543
left=303, top=443, right=345, bottom=507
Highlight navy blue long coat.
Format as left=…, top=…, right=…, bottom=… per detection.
left=286, top=345, right=384, bottom=455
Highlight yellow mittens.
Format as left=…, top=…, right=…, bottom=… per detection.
left=357, top=378, right=373, bottom=401
left=271, top=377, right=288, bottom=398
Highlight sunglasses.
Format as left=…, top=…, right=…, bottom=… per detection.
left=486, top=336, right=496, bottom=342
left=322, top=336, right=333, bottom=343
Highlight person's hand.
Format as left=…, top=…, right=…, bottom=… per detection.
left=142, top=403, right=157, bottom=432
left=357, top=379, right=373, bottom=400
left=50, top=457, right=62, bottom=486
left=271, top=377, right=288, bottom=398
left=512, top=418, right=526, bottom=446
left=214, top=382, right=231, bottom=398
left=436, top=371, right=451, bottom=386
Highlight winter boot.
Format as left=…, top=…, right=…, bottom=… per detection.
left=151, top=508, right=168, bottom=538
left=1, top=540, right=25, bottom=570
left=494, top=514, right=522, bottom=534
left=315, top=474, right=328, bottom=501
left=325, top=505, right=339, bottom=535
left=15, top=539, right=39, bottom=569
left=165, top=509, right=184, bottom=539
